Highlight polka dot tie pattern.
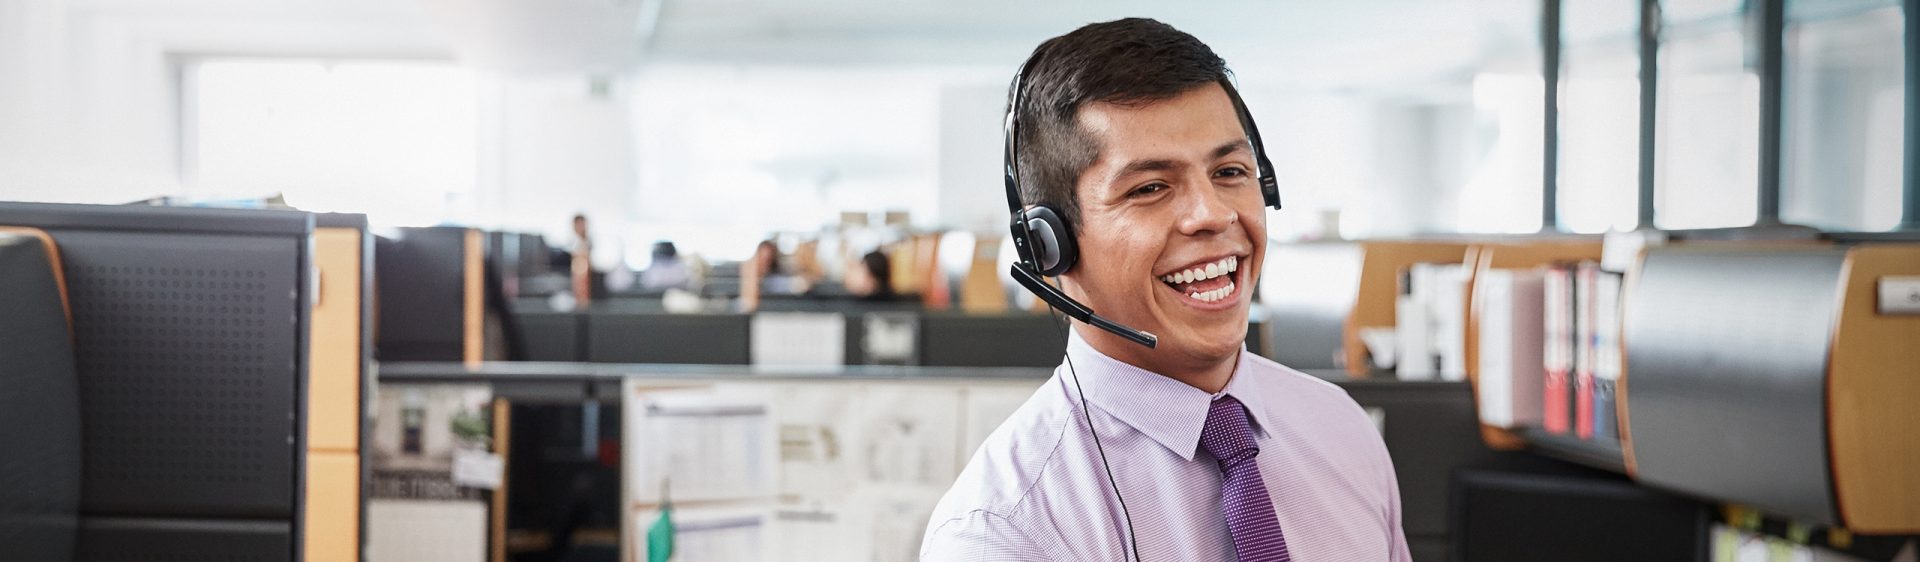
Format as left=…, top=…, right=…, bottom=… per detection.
left=1200, top=394, right=1291, bottom=562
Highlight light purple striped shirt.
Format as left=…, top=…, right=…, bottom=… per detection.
left=922, top=330, right=1411, bottom=561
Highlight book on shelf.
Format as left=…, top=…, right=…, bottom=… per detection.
left=1475, top=268, right=1546, bottom=429
left=1591, top=269, right=1623, bottom=441
left=1395, top=262, right=1468, bottom=382
left=1542, top=265, right=1574, bottom=435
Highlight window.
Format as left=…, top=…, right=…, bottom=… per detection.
left=1655, top=0, right=1760, bottom=230
left=188, top=59, right=478, bottom=228
left=1781, top=0, right=1905, bottom=231
left=1557, top=0, right=1643, bottom=233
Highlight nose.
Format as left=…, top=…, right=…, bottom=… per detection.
left=1175, top=174, right=1238, bottom=236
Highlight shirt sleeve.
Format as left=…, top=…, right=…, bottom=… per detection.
left=1381, top=449, right=1413, bottom=562
left=921, top=510, right=1049, bottom=562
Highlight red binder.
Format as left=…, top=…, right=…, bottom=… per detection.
left=1574, top=262, right=1598, bottom=439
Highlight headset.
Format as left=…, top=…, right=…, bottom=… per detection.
left=1003, top=47, right=1282, bottom=562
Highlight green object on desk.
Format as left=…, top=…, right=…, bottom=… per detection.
left=647, top=504, right=674, bottom=562
left=648, top=482, right=674, bottom=562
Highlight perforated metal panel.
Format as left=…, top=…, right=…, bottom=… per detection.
left=57, top=231, right=300, bottom=517
left=0, top=233, right=82, bottom=560
left=77, top=517, right=290, bottom=561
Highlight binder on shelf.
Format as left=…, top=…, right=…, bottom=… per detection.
left=1396, top=262, right=1468, bottom=381
left=1474, top=268, right=1546, bottom=429
left=1394, top=267, right=1432, bottom=380
left=1592, top=270, right=1623, bottom=441
left=1575, top=262, right=1598, bottom=439
left=1542, top=265, right=1574, bottom=435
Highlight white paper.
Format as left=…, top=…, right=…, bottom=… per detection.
left=625, top=383, right=777, bottom=505
left=853, top=386, right=962, bottom=488
left=752, top=313, right=846, bottom=366
left=367, top=499, right=487, bottom=562
left=771, top=384, right=860, bottom=501
left=636, top=507, right=767, bottom=562
left=449, top=449, right=502, bottom=490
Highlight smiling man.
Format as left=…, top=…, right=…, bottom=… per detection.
left=921, top=19, right=1410, bottom=561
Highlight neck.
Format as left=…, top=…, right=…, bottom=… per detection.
left=1075, top=324, right=1239, bottom=394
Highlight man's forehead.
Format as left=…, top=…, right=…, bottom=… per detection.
left=1077, top=86, right=1248, bottom=158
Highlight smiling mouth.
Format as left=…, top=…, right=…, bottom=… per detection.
left=1158, top=255, right=1240, bottom=303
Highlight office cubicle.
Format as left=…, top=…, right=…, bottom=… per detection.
left=0, top=202, right=369, bottom=561
left=0, top=229, right=83, bottom=560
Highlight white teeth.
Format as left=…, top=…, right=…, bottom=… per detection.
left=1160, top=256, right=1241, bottom=287
left=1184, top=281, right=1238, bottom=303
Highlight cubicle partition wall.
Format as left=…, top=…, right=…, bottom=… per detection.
left=0, top=229, right=83, bottom=560
left=0, top=202, right=361, bottom=561
left=587, top=312, right=752, bottom=365
left=376, top=227, right=486, bottom=363
left=309, top=214, right=374, bottom=562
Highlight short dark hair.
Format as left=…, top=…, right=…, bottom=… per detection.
left=860, top=250, right=893, bottom=297
left=1012, top=18, right=1231, bottom=226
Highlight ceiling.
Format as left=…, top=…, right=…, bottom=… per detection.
left=57, top=0, right=1543, bottom=90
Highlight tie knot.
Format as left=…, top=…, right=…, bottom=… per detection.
left=1199, top=395, right=1260, bottom=466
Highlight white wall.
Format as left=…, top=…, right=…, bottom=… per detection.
left=935, top=82, right=1009, bottom=233
left=0, top=0, right=445, bottom=204
left=478, top=73, right=638, bottom=265
left=0, top=0, right=641, bottom=257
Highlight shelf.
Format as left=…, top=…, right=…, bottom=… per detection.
left=1521, top=428, right=1626, bottom=474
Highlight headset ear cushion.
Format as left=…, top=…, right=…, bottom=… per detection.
left=1022, top=206, right=1078, bottom=276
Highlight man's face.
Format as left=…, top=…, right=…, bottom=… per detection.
left=1061, top=83, right=1268, bottom=372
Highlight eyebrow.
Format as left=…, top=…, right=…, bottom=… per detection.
left=1108, top=140, right=1254, bottom=184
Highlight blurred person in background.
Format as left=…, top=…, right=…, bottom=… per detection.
left=569, top=213, right=592, bottom=308
left=844, top=249, right=898, bottom=301
left=741, top=239, right=807, bottom=311
left=641, top=241, right=692, bottom=291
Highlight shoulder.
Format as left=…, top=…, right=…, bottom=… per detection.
left=1243, top=354, right=1391, bottom=459
left=922, top=378, right=1072, bottom=553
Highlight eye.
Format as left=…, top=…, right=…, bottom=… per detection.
left=1128, top=183, right=1169, bottom=198
left=1215, top=166, right=1250, bottom=179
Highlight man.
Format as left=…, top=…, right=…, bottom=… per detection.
left=921, top=19, right=1410, bottom=561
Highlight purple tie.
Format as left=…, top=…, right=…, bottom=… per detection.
left=1200, top=395, right=1291, bottom=562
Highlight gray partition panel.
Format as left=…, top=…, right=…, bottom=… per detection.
left=1335, top=381, right=1567, bottom=544
left=0, top=234, right=82, bottom=560
left=77, top=517, right=291, bottom=561
left=516, top=311, right=585, bottom=362
left=921, top=313, right=1065, bottom=367
left=1624, top=247, right=1844, bottom=524
left=587, top=313, right=750, bottom=364
left=58, top=231, right=300, bottom=517
left=374, top=227, right=468, bottom=361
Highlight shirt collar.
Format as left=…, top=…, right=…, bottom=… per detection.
left=1064, top=328, right=1274, bottom=461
